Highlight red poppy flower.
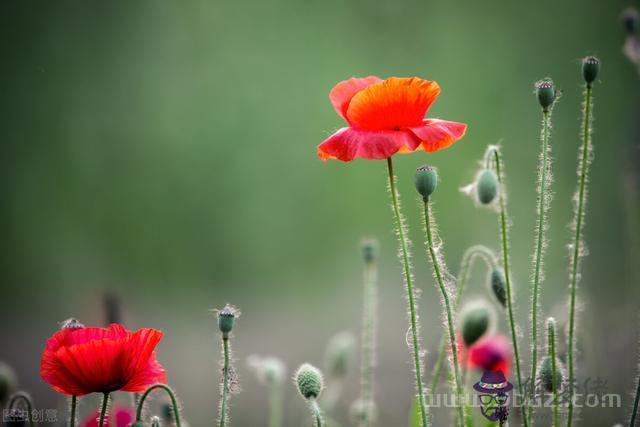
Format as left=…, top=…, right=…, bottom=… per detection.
left=40, top=324, right=166, bottom=396
left=318, top=76, right=467, bottom=161
left=467, top=334, right=512, bottom=375
left=81, top=406, right=134, bottom=427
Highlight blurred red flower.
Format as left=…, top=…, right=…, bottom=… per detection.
left=318, top=76, right=467, bottom=161
left=80, top=406, right=134, bottom=427
left=466, top=334, right=512, bottom=375
left=40, top=324, right=166, bottom=396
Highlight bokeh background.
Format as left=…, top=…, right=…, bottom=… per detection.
left=1, top=0, right=639, bottom=425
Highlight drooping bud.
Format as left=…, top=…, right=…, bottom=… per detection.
left=489, top=268, right=507, bottom=308
left=0, top=362, right=17, bottom=405
left=476, top=169, right=499, bottom=205
left=294, top=364, right=324, bottom=400
left=536, top=79, right=556, bottom=113
left=217, top=304, right=239, bottom=339
left=623, top=7, right=640, bottom=35
left=59, top=318, right=85, bottom=330
left=414, top=165, right=438, bottom=200
left=460, top=301, right=494, bottom=347
left=325, top=331, right=355, bottom=379
left=582, top=56, right=600, bottom=87
left=538, top=355, right=564, bottom=393
left=361, top=239, right=378, bottom=264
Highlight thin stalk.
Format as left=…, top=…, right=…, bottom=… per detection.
left=567, top=84, right=594, bottom=427
left=386, top=157, right=429, bottom=427
left=430, top=245, right=496, bottom=394
left=310, top=399, right=323, bottom=427
left=529, top=109, right=553, bottom=425
left=548, top=320, right=559, bottom=427
left=220, top=337, right=231, bottom=427
left=630, top=371, right=640, bottom=427
left=486, top=146, right=528, bottom=427
left=136, top=383, right=183, bottom=427
left=7, top=392, right=35, bottom=427
left=98, top=393, right=109, bottom=427
left=422, top=199, right=464, bottom=427
left=269, top=384, right=283, bottom=427
left=360, top=251, right=378, bottom=426
left=69, top=396, right=77, bottom=427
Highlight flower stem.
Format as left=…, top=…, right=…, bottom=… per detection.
left=269, top=384, right=283, bottom=427
left=386, top=157, right=429, bottom=427
left=529, top=109, right=553, bottom=425
left=220, top=337, right=231, bottom=427
left=69, top=396, right=77, bottom=427
left=8, top=392, right=35, bottom=427
left=429, top=245, right=496, bottom=394
left=548, top=320, right=559, bottom=427
left=567, top=83, right=594, bottom=427
left=360, top=250, right=378, bottom=427
left=486, top=146, right=528, bottom=427
left=630, top=371, right=640, bottom=427
left=98, top=393, right=109, bottom=427
left=136, top=384, right=183, bottom=427
left=310, top=398, right=323, bottom=427
left=422, top=199, right=464, bottom=427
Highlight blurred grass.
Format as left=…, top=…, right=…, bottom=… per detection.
left=0, top=0, right=638, bottom=425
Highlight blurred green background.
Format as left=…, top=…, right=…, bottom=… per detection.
left=1, top=0, right=638, bottom=425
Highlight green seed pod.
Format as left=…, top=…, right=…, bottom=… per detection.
left=325, top=331, right=355, bottom=379
left=623, top=7, right=640, bottom=35
left=538, top=355, right=563, bottom=392
left=361, top=239, right=378, bottom=264
left=217, top=304, right=239, bottom=338
left=415, top=165, right=438, bottom=200
left=476, top=169, right=498, bottom=205
left=460, top=302, right=493, bottom=346
left=294, top=363, right=324, bottom=400
left=0, top=362, right=17, bottom=405
left=582, top=56, right=600, bottom=86
left=536, top=80, right=556, bottom=112
left=490, top=268, right=507, bottom=308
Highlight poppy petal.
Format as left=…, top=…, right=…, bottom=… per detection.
left=409, top=119, right=467, bottom=153
left=318, top=127, right=420, bottom=161
left=346, top=77, right=440, bottom=130
left=329, top=76, right=382, bottom=122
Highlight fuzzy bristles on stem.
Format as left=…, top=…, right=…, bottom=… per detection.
left=215, top=304, right=241, bottom=427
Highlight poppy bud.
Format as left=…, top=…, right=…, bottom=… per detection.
left=361, top=239, right=378, bottom=264
left=59, top=318, right=84, bottom=330
left=538, top=355, right=563, bottom=392
left=294, top=364, right=324, bottom=400
left=490, top=268, right=507, bottom=308
left=325, top=331, right=355, bottom=379
left=460, top=301, right=494, bottom=347
left=623, top=7, right=639, bottom=35
left=536, top=80, right=556, bottom=112
left=0, top=362, right=17, bottom=405
left=582, top=56, right=600, bottom=86
left=217, top=304, right=239, bottom=339
left=476, top=169, right=498, bottom=205
left=415, top=165, right=438, bottom=200
left=161, top=402, right=174, bottom=422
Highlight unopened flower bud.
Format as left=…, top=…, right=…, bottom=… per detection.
left=536, top=80, right=556, bottom=112
left=60, top=318, right=85, bottom=330
left=623, top=7, right=640, bottom=35
left=538, top=355, right=564, bottom=392
left=294, top=364, right=324, bottom=400
left=325, top=331, right=355, bottom=379
left=460, top=301, right=494, bottom=346
left=361, top=239, right=378, bottom=264
left=415, top=165, right=438, bottom=200
left=217, top=304, right=239, bottom=338
left=476, top=169, right=498, bottom=205
left=490, top=268, right=507, bottom=308
left=582, top=56, right=600, bottom=86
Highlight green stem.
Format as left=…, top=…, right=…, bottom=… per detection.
left=269, top=385, right=283, bottom=427
left=487, top=146, right=528, bottom=427
left=69, top=396, right=77, bottom=427
left=430, top=245, right=496, bottom=394
left=220, top=337, right=231, bottom=427
left=386, top=157, right=429, bottom=427
left=98, top=393, right=109, bottom=427
left=423, top=199, right=464, bottom=427
left=7, top=392, right=35, bottom=427
left=310, top=398, right=323, bottom=427
left=548, top=321, right=559, bottom=427
left=567, top=84, right=593, bottom=427
left=136, top=383, right=182, bottom=427
left=529, top=109, right=552, bottom=425
left=360, top=255, right=378, bottom=427
left=630, top=371, right=640, bottom=427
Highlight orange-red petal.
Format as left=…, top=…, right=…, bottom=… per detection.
left=409, top=119, right=467, bottom=153
left=329, top=76, right=382, bottom=122
left=346, top=77, right=440, bottom=131
left=318, top=127, right=421, bottom=161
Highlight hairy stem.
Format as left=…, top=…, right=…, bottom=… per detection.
left=310, top=398, right=323, bottom=427
left=7, top=392, right=35, bottom=427
left=360, top=253, right=378, bottom=426
left=98, top=393, right=109, bottom=427
left=386, top=157, right=429, bottom=427
left=486, top=146, right=528, bottom=427
left=631, top=370, right=640, bottom=427
left=529, top=109, right=553, bottom=425
left=548, top=321, right=559, bottom=427
left=220, top=337, right=231, bottom=427
left=567, top=84, right=594, bottom=427
left=422, top=199, right=464, bottom=427
left=136, top=384, right=182, bottom=427
left=269, top=384, right=283, bottom=427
